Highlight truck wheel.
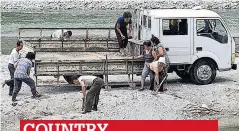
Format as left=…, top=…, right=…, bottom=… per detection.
left=63, top=75, right=74, bottom=84
left=176, top=71, right=191, bottom=81
left=190, top=60, right=216, bottom=85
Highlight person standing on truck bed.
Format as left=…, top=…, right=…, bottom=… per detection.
left=2, top=40, right=23, bottom=96
left=12, top=52, right=41, bottom=102
left=51, top=29, right=72, bottom=39
left=115, top=11, right=133, bottom=56
left=72, top=75, right=104, bottom=114
left=133, top=40, right=156, bottom=91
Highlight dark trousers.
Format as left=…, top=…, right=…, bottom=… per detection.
left=142, top=63, right=155, bottom=90
left=115, top=28, right=128, bottom=48
left=7, top=64, right=15, bottom=94
left=85, top=78, right=104, bottom=111
left=12, top=78, right=37, bottom=100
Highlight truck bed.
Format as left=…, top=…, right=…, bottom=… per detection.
left=36, top=52, right=131, bottom=61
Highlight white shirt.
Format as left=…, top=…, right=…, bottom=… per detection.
left=8, top=48, right=20, bottom=65
left=158, top=57, right=166, bottom=64
left=78, top=76, right=97, bottom=87
left=51, top=29, right=68, bottom=38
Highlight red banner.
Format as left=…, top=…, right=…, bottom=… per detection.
left=20, top=120, right=218, bottom=131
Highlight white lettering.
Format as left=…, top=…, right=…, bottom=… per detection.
left=74, top=124, right=85, bottom=131
left=36, top=124, right=48, bottom=131
left=55, top=123, right=61, bottom=131
left=48, top=123, right=53, bottom=131
left=24, top=123, right=109, bottom=131
left=97, top=124, right=108, bottom=131
left=68, top=123, right=74, bottom=131
left=61, top=124, right=70, bottom=131
left=23, top=123, right=34, bottom=131
left=86, top=124, right=96, bottom=131
left=61, top=123, right=74, bottom=131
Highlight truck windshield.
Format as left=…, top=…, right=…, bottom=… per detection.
left=197, top=19, right=228, bottom=44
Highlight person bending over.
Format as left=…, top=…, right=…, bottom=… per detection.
left=72, top=74, right=104, bottom=114
left=149, top=35, right=170, bottom=92
left=51, top=29, right=72, bottom=39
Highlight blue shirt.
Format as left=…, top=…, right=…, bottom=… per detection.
left=115, top=16, right=132, bottom=30
left=14, top=58, right=32, bottom=78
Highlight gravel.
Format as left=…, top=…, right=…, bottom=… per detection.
left=1, top=55, right=239, bottom=131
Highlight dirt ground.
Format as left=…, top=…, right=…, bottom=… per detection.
left=1, top=55, right=239, bottom=131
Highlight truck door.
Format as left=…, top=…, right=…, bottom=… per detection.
left=159, top=18, right=191, bottom=64
left=193, top=18, right=231, bottom=69
left=146, top=16, right=152, bottom=39
left=141, top=15, right=148, bottom=40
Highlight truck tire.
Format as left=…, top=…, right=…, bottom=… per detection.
left=176, top=71, right=191, bottom=81
left=63, top=75, right=74, bottom=84
left=190, top=60, right=216, bottom=85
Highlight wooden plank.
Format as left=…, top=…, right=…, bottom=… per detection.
left=34, top=48, right=119, bottom=52
left=19, top=27, right=115, bottom=30
left=36, top=81, right=145, bottom=88
left=128, top=39, right=144, bottom=45
left=35, top=57, right=144, bottom=76
left=23, top=37, right=117, bottom=41
left=26, top=41, right=118, bottom=44
left=35, top=71, right=142, bottom=76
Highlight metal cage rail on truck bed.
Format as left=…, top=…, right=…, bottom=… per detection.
left=19, top=28, right=120, bottom=52
left=35, top=57, right=144, bottom=89
left=19, top=28, right=145, bottom=89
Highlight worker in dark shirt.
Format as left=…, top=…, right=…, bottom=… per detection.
left=115, top=11, right=133, bottom=56
left=133, top=40, right=156, bottom=91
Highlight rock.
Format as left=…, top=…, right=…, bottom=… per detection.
left=201, top=104, right=208, bottom=108
left=41, top=111, right=53, bottom=116
left=233, top=112, right=238, bottom=115
left=1, top=0, right=239, bottom=11
left=69, top=116, right=76, bottom=119
left=24, top=100, right=30, bottom=103
left=12, top=103, right=17, bottom=107
left=32, top=116, right=42, bottom=120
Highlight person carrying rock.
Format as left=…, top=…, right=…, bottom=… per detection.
left=12, top=52, right=41, bottom=102
left=72, top=74, right=104, bottom=114
left=115, top=11, right=133, bottom=56
left=149, top=35, right=170, bottom=92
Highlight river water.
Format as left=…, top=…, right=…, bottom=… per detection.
left=1, top=9, right=239, bottom=54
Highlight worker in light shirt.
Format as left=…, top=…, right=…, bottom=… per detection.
left=2, top=40, right=23, bottom=96
left=51, top=29, right=72, bottom=39
left=72, top=75, right=104, bottom=114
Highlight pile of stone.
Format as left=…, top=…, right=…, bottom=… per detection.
left=1, top=0, right=239, bottom=11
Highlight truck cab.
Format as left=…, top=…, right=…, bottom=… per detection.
left=133, top=7, right=237, bottom=85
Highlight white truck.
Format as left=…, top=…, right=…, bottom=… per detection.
left=133, top=7, right=237, bottom=85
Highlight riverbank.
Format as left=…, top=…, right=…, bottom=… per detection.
left=1, top=0, right=239, bottom=11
